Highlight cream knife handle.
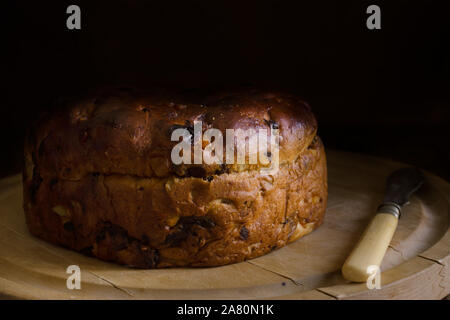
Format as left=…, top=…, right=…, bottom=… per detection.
left=342, top=212, right=398, bottom=282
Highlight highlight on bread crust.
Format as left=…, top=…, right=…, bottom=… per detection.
left=23, top=88, right=327, bottom=268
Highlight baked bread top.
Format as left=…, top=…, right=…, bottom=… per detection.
left=25, top=88, right=318, bottom=181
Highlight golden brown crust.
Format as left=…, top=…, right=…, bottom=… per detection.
left=23, top=88, right=327, bottom=268
left=25, top=88, right=317, bottom=180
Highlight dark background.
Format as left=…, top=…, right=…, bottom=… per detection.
left=2, top=1, right=449, bottom=179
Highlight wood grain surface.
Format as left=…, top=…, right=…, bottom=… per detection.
left=0, top=150, right=448, bottom=300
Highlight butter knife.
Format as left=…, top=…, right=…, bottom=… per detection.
left=341, top=167, right=424, bottom=282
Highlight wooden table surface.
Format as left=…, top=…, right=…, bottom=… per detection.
left=0, top=150, right=448, bottom=299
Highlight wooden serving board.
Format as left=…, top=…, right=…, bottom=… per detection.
left=0, top=150, right=449, bottom=300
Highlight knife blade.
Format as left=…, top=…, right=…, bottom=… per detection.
left=341, top=167, right=425, bottom=283
left=383, top=167, right=424, bottom=206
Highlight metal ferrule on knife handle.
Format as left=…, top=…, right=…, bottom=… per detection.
left=377, top=202, right=401, bottom=218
